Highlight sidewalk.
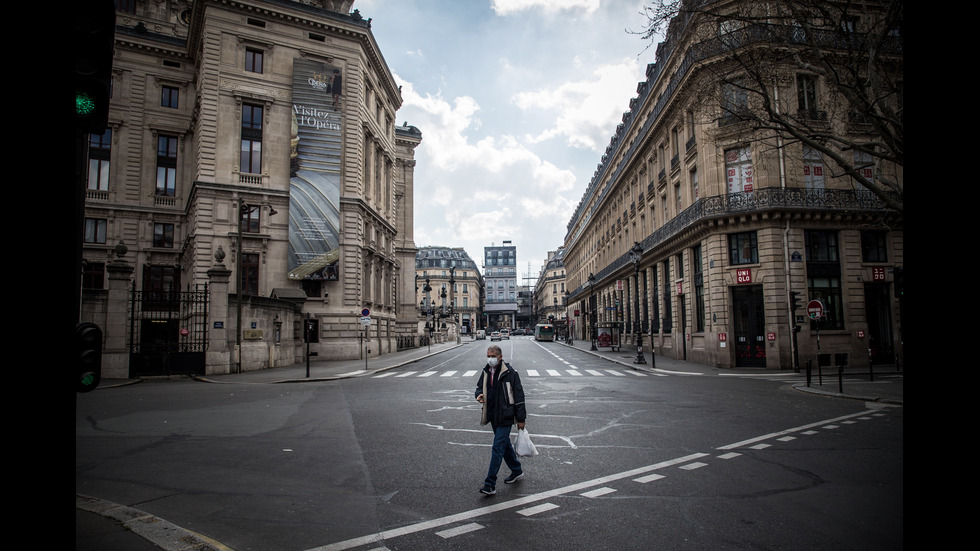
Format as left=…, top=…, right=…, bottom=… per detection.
left=96, top=338, right=470, bottom=388
left=556, top=336, right=903, bottom=406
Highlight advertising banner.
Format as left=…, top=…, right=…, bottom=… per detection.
left=287, top=58, right=344, bottom=281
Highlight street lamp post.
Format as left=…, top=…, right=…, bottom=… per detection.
left=424, top=277, right=432, bottom=353
left=564, top=290, right=573, bottom=345
left=588, top=273, right=597, bottom=351
left=449, top=266, right=460, bottom=343
left=235, top=197, right=250, bottom=374
left=629, top=242, right=646, bottom=364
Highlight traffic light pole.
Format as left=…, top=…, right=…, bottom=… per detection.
left=789, top=291, right=801, bottom=373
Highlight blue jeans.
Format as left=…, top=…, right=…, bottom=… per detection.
left=485, top=424, right=522, bottom=487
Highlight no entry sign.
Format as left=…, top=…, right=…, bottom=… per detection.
left=806, top=299, right=825, bottom=320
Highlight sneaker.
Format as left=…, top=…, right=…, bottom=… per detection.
left=480, top=484, right=496, bottom=495
left=504, top=471, right=524, bottom=484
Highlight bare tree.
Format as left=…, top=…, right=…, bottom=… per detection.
left=636, top=0, right=903, bottom=212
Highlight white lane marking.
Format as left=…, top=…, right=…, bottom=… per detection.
left=395, top=372, right=417, bottom=377
left=372, top=373, right=394, bottom=378
left=315, top=408, right=887, bottom=551
left=566, top=370, right=583, bottom=376
left=605, top=370, right=626, bottom=376
left=435, top=523, right=483, bottom=539
left=517, top=503, right=560, bottom=516
left=463, top=370, right=478, bottom=377
left=417, top=372, right=437, bottom=377
left=679, top=462, right=708, bottom=470
left=718, top=452, right=741, bottom=460
left=581, top=487, right=616, bottom=498
left=624, top=371, right=648, bottom=376
left=585, top=370, right=605, bottom=376
left=634, top=473, right=665, bottom=483
left=547, top=370, right=561, bottom=376
left=527, top=370, right=540, bottom=377
left=440, top=371, right=457, bottom=377
left=308, top=452, right=708, bottom=551
left=716, top=410, right=872, bottom=450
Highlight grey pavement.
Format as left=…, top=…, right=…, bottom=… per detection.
left=77, top=335, right=903, bottom=550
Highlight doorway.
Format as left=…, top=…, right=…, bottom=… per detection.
left=732, top=285, right=766, bottom=367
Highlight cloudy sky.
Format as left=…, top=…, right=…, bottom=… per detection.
left=355, top=0, right=660, bottom=281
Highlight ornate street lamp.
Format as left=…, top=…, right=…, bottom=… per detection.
left=588, top=272, right=597, bottom=351
left=629, top=242, right=646, bottom=364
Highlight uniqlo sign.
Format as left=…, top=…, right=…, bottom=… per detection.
left=872, top=267, right=886, bottom=281
left=736, top=268, right=752, bottom=283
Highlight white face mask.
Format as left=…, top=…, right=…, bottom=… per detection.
left=487, top=357, right=499, bottom=368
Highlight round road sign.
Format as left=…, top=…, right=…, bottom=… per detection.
left=806, top=299, right=825, bottom=319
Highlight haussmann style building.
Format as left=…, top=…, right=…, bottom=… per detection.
left=80, top=0, right=425, bottom=377
left=563, top=0, right=903, bottom=370
left=414, top=246, right=484, bottom=342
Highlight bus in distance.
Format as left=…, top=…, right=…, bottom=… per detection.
left=534, top=323, right=555, bottom=342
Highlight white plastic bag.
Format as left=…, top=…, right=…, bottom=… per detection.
left=515, top=428, right=538, bottom=456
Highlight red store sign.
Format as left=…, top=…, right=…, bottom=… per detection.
left=736, top=268, right=752, bottom=284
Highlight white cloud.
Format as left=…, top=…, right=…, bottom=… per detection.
left=367, top=1, right=655, bottom=277
left=512, top=57, right=644, bottom=152
left=491, top=0, right=600, bottom=16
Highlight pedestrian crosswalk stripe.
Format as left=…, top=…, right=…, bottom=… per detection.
left=372, top=368, right=656, bottom=379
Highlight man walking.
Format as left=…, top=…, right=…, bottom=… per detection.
left=475, top=345, right=526, bottom=495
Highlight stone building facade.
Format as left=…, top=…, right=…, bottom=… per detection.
left=563, top=0, right=903, bottom=369
left=414, top=247, right=484, bottom=339
left=80, top=0, right=422, bottom=376
left=483, top=241, right=518, bottom=331
left=534, top=248, right=568, bottom=330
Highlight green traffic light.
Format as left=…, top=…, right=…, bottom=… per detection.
left=76, top=90, right=96, bottom=116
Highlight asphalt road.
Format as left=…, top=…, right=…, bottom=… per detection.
left=75, top=337, right=903, bottom=550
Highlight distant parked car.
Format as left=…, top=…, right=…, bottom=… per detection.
left=476, top=330, right=486, bottom=340
left=512, top=328, right=524, bottom=336
left=490, top=331, right=502, bottom=341
left=500, top=329, right=510, bottom=339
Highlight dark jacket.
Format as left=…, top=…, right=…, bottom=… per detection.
left=476, top=361, right=526, bottom=427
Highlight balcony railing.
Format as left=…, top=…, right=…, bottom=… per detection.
left=570, top=187, right=896, bottom=298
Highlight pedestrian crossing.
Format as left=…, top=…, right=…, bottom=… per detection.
left=368, top=368, right=654, bottom=379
